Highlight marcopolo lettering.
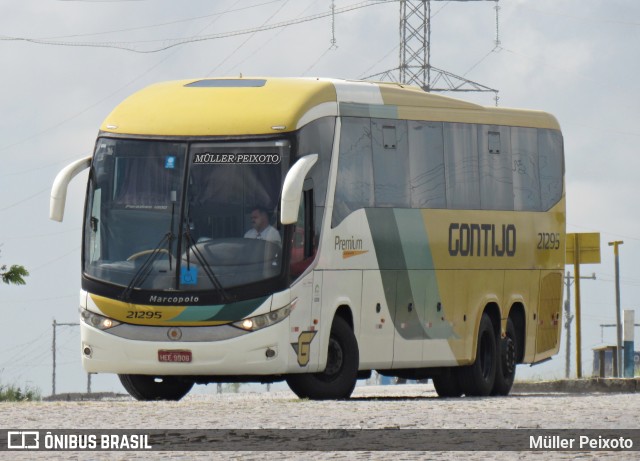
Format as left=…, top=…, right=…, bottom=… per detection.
left=193, top=152, right=281, bottom=165
left=448, top=223, right=516, bottom=257
left=149, top=295, right=199, bottom=304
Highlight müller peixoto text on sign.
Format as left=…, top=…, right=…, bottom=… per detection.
left=530, top=435, right=633, bottom=450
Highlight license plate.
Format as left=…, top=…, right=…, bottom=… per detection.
left=158, top=350, right=192, bottom=363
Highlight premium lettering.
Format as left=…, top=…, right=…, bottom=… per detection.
left=335, top=235, right=363, bottom=251
left=448, top=223, right=516, bottom=257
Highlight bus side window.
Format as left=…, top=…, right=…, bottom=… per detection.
left=290, top=186, right=315, bottom=280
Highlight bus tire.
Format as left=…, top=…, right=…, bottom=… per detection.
left=286, top=316, right=359, bottom=400
left=118, top=374, right=193, bottom=401
left=460, top=313, right=497, bottom=397
left=432, top=368, right=463, bottom=398
left=492, top=317, right=517, bottom=396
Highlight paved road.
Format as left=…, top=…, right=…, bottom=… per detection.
left=3, top=384, right=639, bottom=460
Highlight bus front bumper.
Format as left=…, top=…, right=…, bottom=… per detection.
left=80, top=319, right=292, bottom=376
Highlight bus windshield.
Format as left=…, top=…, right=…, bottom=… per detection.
left=84, top=138, right=289, bottom=295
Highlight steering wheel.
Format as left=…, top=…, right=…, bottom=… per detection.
left=126, top=248, right=170, bottom=261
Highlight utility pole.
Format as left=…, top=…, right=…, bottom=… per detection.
left=51, top=319, right=80, bottom=396
left=564, top=271, right=596, bottom=378
left=566, top=232, right=601, bottom=378
left=608, top=241, right=624, bottom=377
left=564, top=272, right=573, bottom=378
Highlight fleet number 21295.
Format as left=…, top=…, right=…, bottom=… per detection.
left=537, top=232, right=560, bottom=250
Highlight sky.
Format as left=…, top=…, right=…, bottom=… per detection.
left=1, top=0, right=639, bottom=396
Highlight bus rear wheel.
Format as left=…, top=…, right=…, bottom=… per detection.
left=460, top=313, right=497, bottom=397
left=286, top=316, right=359, bottom=400
left=492, top=317, right=517, bottom=396
left=432, top=368, right=463, bottom=398
left=118, top=374, right=193, bottom=401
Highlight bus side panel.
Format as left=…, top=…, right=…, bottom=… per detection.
left=504, top=269, right=540, bottom=363
left=392, top=270, right=426, bottom=368
left=318, top=270, right=362, bottom=370
left=438, top=270, right=503, bottom=366
left=288, top=271, right=318, bottom=373
left=359, top=270, right=395, bottom=369
left=421, top=269, right=461, bottom=366
left=534, top=270, right=564, bottom=362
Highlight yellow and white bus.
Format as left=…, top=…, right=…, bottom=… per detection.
left=50, top=77, right=565, bottom=400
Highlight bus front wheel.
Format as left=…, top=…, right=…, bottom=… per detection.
left=286, top=316, right=359, bottom=400
left=118, top=374, right=193, bottom=401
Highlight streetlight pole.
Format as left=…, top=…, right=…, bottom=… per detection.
left=608, top=241, right=624, bottom=377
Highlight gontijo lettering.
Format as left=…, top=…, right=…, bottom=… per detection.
left=449, top=223, right=516, bottom=257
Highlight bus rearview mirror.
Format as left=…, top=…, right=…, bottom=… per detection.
left=50, top=156, right=92, bottom=222
left=280, top=154, right=318, bottom=225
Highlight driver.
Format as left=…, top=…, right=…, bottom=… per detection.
left=244, top=206, right=281, bottom=245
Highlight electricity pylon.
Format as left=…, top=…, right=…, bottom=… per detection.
left=366, top=0, right=499, bottom=103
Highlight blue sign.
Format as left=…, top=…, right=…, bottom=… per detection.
left=181, top=266, right=198, bottom=285
left=165, top=156, right=176, bottom=169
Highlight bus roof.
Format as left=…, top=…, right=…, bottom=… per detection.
left=100, top=77, right=561, bottom=137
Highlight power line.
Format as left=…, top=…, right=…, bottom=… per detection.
left=514, top=4, right=640, bottom=28
left=227, top=1, right=319, bottom=75
left=30, top=246, right=81, bottom=273
left=206, top=0, right=292, bottom=76
left=2, top=228, right=81, bottom=242
left=1, top=0, right=397, bottom=54
left=302, top=44, right=336, bottom=76
left=0, top=1, right=248, bottom=156
left=0, top=154, right=88, bottom=179
left=44, top=0, right=286, bottom=39
left=0, top=186, right=50, bottom=212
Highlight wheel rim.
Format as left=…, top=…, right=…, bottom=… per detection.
left=503, top=336, right=516, bottom=375
left=324, top=336, right=344, bottom=377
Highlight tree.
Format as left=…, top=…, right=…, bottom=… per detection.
left=0, top=247, right=29, bottom=286
left=1, top=264, right=29, bottom=285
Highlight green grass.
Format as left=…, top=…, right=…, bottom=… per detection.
left=0, top=383, right=41, bottom=402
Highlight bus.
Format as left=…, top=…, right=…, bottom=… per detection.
left=50, top=77, right=565, bottom=400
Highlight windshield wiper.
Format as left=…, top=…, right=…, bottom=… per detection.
left=121, top=198, right=178, bottom=302
left=182, top=227, right=231, bottom=303
left=120, top=232, right=173, bottom=302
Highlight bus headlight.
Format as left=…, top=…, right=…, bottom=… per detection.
left=80, top=309, right=120, bottom=330
left=232, top=301, right=295, bottom=332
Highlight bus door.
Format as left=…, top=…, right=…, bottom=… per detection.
left=288, top=184, right=323, bottom=372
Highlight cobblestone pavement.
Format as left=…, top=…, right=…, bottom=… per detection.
left=3, top=384, right=639, bottom=460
